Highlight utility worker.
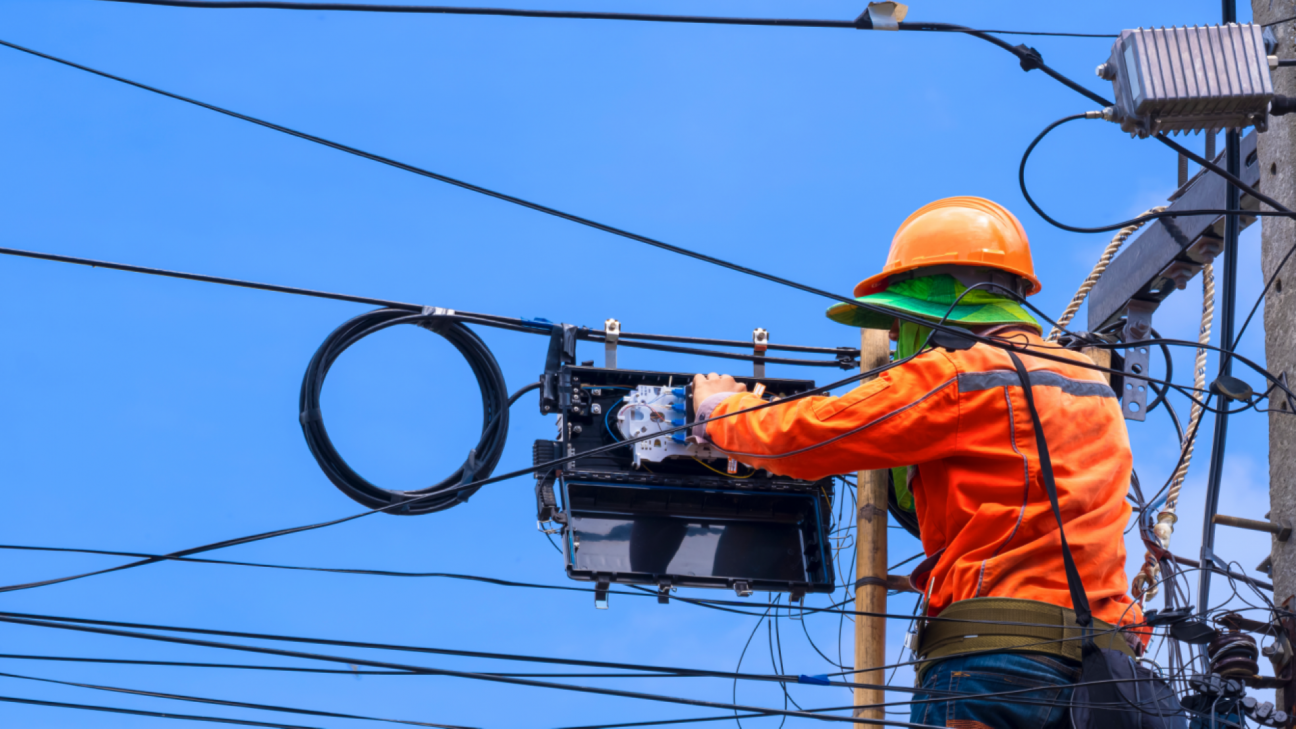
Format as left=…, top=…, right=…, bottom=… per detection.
left=692, top=197, right=1146, bottom=729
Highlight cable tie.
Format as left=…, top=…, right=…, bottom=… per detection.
left=298, top=408, right=322, bottom=425
left=418, top=305, right=456, bottom=333
left=796, top=674, right=831, bottom=686
left=1015, top=43, right=1044, bottom=72
left=459, top=448, right=480, bottom=487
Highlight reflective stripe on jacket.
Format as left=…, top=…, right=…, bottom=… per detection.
left=704, top=332, right=1143, bottom=631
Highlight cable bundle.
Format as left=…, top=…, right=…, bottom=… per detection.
left=299, top=308, right=510, bottom=514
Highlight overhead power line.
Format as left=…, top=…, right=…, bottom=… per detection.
left=0, top=694, right=320, bottom=729
left=0, top=611, right=1190, bottom=723
left=0, top=613, right=938, bottom=728
left=94, top=0, right=1119, bottom=37
left=0, top=670, right=474, bottom=729
left=0, top=654, right=707, bottom=679
left=0, top=43, right=1267, bottom=382
left=5, top=29, right=1294, bottom=602
left=0, top=36, right=1045, bottom=332
left=0, top=245, right=852, bottom=366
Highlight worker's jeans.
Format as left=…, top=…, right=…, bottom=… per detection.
left=910, top=652, right=1080, bottom=729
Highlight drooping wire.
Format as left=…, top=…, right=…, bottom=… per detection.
left=93, top=0, right=1119, bottom=37
left=1019, top=113, right=1296, bottom=234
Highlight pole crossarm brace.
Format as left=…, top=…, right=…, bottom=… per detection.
left=1087, top=130, right=1261, bottom=335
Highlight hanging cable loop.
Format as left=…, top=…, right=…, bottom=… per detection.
left=299, top=308, right=510, bottom=515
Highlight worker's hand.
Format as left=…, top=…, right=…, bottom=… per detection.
left=692, top=373, right=747, bottom=411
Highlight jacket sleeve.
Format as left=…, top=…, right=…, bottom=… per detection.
left=704, top=350, right=962, bottom=481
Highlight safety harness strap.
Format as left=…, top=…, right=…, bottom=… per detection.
left=1006, top=351, right=1094, bottom=632
left=1007, top=350, right=1137, bottom=729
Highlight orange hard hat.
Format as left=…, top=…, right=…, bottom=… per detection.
left=854, top=196, right=1041, bottom=298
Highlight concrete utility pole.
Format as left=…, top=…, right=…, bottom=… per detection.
left=1254, top=0, right=1296, bottom=712
left=854, top=328, right=891, bottom=726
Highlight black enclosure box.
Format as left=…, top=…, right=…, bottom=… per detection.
left=536, top=366, right=836, bottom=597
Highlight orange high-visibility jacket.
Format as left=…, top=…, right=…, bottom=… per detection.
left=704, top=332, right=1143, bottom=630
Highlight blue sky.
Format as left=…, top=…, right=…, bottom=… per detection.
left=0, top=0, right=1278, bottom=726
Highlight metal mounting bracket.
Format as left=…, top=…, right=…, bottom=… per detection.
left=1280, top=372, right=1296, bottom=415
left=753, top=328, right=769, bottom=379
left=540, top=324, right=578, bottom=415
left=1120, top=301, right=1156, bottom=421
left=657, top=579, right=672, bottom=605
left=595, top=580, right=610, bottom=610
left=604, top=319, right=620, bottom=370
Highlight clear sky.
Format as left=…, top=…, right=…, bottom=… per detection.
left=0, top=0, right=1278, bottom=726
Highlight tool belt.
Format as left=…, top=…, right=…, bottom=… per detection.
left=914, top=596, right=1136, bottom=683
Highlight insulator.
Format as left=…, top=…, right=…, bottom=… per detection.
left=1209, top=630, right=1260, bottom=679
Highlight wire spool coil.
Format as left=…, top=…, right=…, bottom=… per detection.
left=300, top=307, right=510, bottom=515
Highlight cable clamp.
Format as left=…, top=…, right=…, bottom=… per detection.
left=1014, top=44, right=1044, bottom=72
left=860, top=2, right=907, bottom=30
left=418, top=306, right=456, bottom=333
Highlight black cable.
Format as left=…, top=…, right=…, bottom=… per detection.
left=1144, top=329, right=1174, bottom=415
left=0, top=259, right=1276, bottom=600
left=1020, top=114, right=1296, bottom=234
left=0, top=694, right=320, bottom=728
left=555, top=714, right=772, bottom=729
left=0, top=670, right=474, bottom=729
left=0, top=612, right=1207, bottom=721
left=615, top=331, right=855, bottom=356
left=1230, top=216, right=1296, bottom=349
left=0, top=35, right=1113, bottom=343
left=0, top=244, right=855, bottom=367
left=93, top=0, right=1119, bottom=37
left=0, top=613, right=946, bottom=728
left=4, top=606, right=1196, bottom=718
left=888, top=551, right=924, bottom=572
left=799, top=606, right=850, bottom=671
left=732, top=603, right=772, bottom=729
left=0, top=654, right=689, bottom=678
left=0, top=24, right=1213, bottom=382
left=300, top=308, right=512, bottom=513
left=2, top=273, right=1282, bottom=597
left=0, top=609, right=1146, bottom=687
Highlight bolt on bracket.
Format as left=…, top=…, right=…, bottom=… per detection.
left=752, top=328, right=769, bottom=379
left=604, top=319, right=620, bottom=370
left=1121, top=301, right=1157, bottom=421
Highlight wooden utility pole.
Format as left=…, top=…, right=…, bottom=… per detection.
left=1254, top=0, right=1296, bottom=715
left=854, top=328, right=891, bottom=726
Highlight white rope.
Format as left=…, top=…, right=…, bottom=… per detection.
left=1047, top=207, right=1165, bottom=341
left=1042, top=206, right=1214, bottom=603
left=1131, top=262, right=1214, bottom=603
